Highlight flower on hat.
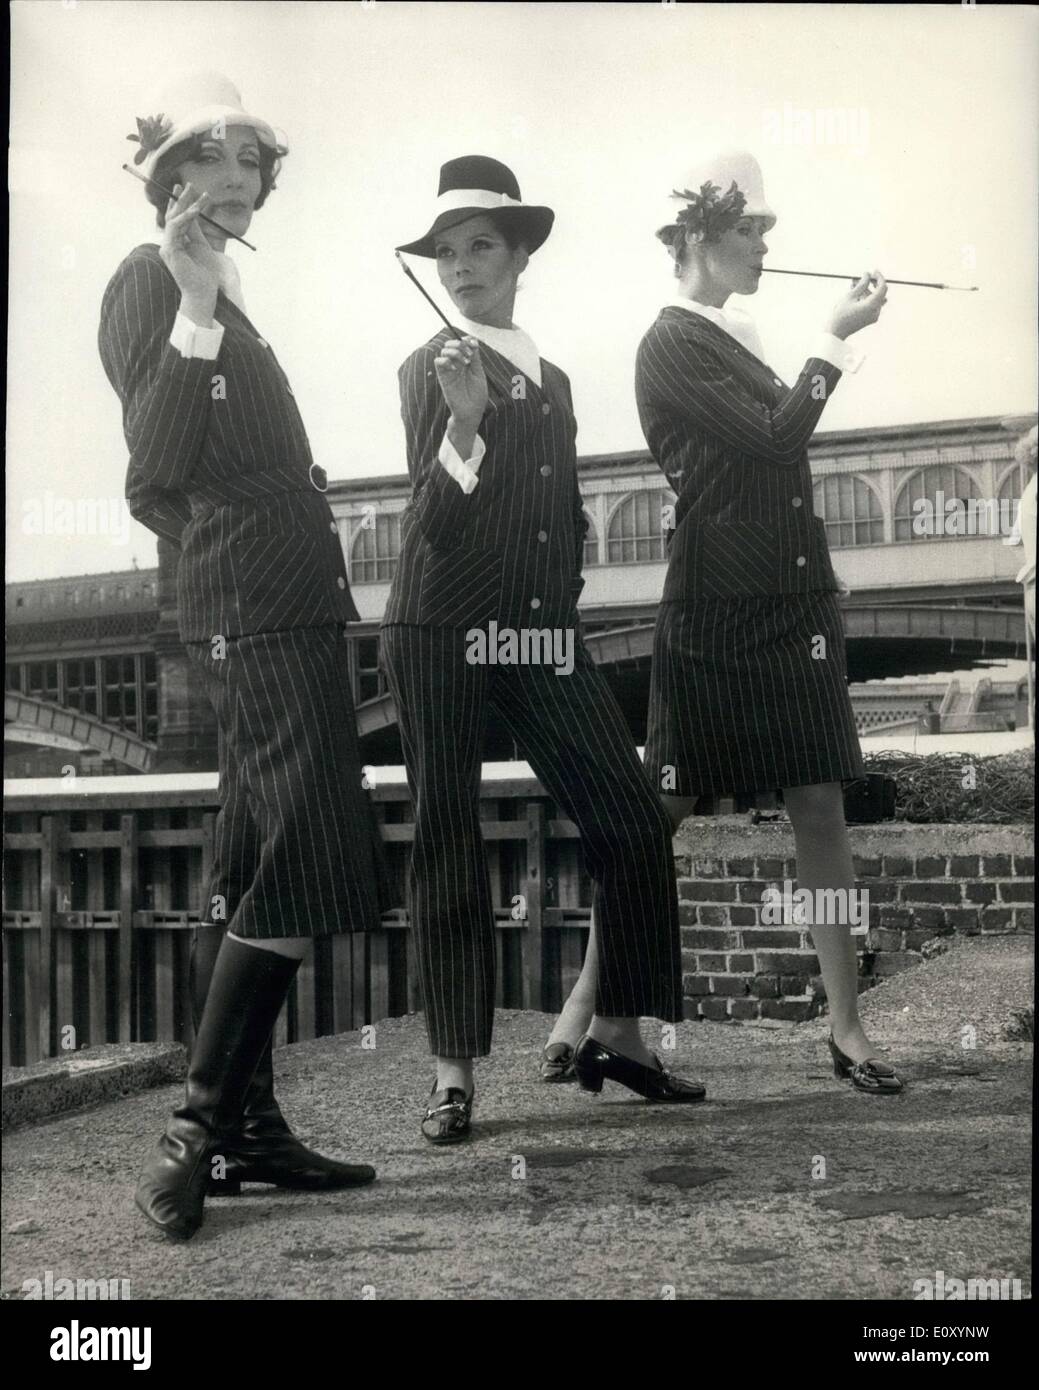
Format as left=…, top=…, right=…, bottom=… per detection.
left=126, top=115, right=172, bottom=166
left=670, top=179, right=747, bottom=241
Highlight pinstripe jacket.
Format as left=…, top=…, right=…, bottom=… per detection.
left=382, top=329, right=587, bottom=629
left=635, top=305, right=843, bottom=603
left=99, top=242, right=360, bottom=640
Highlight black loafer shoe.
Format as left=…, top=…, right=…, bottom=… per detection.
left=540, top=1042, right=577, bottom=1083
left=573, top=1035, right=707, bottom=1103
left=828, top=1035, right=904, bottom=1094
left=421, top=1086, right=474, bottom=1144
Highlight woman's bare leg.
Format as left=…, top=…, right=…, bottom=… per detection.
left=544, top=793, right=700, bottom=1064
left=781, top=782, right=875, bottom=1063
left=544, top=906, right=600, bottom=1048
left=435, top=1056, right=474, bottom=1093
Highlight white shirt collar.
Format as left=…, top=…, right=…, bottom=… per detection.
left=454, top=313, right=542, bottom=388
left=666, top=294, right=769, bottom=367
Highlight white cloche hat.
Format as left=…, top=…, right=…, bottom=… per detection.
left=659, top=149, right=776, bottom=238
left=126, top=72, right=282, bottom=180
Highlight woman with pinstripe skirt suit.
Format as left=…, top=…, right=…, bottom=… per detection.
left=633, top=151, right=904, bottom=1093
left=382, top=157, right=705, bottom=1142
left=99, top=75, right=395, bottom=1239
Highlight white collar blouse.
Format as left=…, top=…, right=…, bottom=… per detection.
left=666, top=294, right=769, bottom=367
left=454, top=312, right=543, bottom=388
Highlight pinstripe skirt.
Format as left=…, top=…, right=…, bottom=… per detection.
left=186, top=624, right=397, bottom=939
left=644, top=591, right=864, bottom=799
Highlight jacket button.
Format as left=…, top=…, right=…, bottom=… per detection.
left=541, top=403, right=551, bottom=415
left=537, top=530, right=548, bottom=542
left=540, top=465, right=552, bottom=477
left=795, top=556, right=806, bottom=567
left=791, top=496, right=803, bottom=508
left=337, top=576, right=346, bottom=589
left=772, top=377, right=782, bottom=387
left=330, top=521, right=339, bottom=533
left=257, top=338, right=268, bottom=349
left=530, top=597, right=541, bottom=610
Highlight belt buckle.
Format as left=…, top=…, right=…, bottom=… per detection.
left=308, top=463, right=328, bottom=493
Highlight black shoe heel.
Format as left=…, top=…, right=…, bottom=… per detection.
left=573, top=1035, right=706, bottom=1103
left=827, top=1034, right=904, bottom=1094
left=576, top=1066, right=603, bottom=1095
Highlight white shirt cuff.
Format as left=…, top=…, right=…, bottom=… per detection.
left=170, top=312, right=224, bottom=360
left=437, top=430, right=486, bottom=494
left=811, top=331, right=865, bottom=374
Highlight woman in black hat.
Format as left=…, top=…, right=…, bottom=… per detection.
left=383, top=156, right=704, bottom=1141
left=99, top=73, right=397, bottom=1239
left=628, top=151, right=903, bottom=1094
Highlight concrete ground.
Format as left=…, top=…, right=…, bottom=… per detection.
left=1, top=935, right=1032, bottom=1301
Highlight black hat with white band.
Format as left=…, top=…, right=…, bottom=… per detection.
left=395, top=155, right=554, bottom=258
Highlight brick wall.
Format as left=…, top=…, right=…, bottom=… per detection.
left=671, top=820, right=1034, bottom=1023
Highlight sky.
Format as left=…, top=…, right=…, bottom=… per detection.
left=6, top=0, right=1038, bottom=581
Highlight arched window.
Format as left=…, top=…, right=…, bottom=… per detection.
left=893, top=465, right=980, bottom=541
left=350, top=511, right=402, bottom=583
left=996, top=465, right=1025, bottom=537
left=812, top=474, right=884, bottom=548
left=998, top=464, right=1025, bottom=509
left=583, top=511, right=599, bottom=567
left=606, top=490, right=676, bottom=564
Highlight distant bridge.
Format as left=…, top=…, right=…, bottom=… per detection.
left=355, top=604, right=1027, bottom=737
left=4, top=693, right=157, bottom=772
left=6, top=603, right=1026, bottom=757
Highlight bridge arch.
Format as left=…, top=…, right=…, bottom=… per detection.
left=4, top=692, right=157, bottom=771
left=355, top=604, right=1027, bottom=738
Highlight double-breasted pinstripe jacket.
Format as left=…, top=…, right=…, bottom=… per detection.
left=99, top=242, right=360, bottom=641
left=382, top=329, right=588, bottom=630
left=635, top=306, right=843, bottom=602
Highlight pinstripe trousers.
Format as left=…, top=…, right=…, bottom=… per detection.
left=380, top=623, right=683, bottom=1057
left=188, top=625, right=394, bottom=939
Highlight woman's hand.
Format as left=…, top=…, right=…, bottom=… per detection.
left=827, top=270, right=888, bottom=340
left=434, top=337, right=488, bottom=429
left=159, top=182, right=222, bottom=325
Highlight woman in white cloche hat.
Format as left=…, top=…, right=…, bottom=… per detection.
left=99, top=72, right=398, bottom=1239
left=549, top=150, right=905, bottom=1095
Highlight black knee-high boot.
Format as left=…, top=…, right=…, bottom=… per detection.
left=190, top=924, right=376, bottom=1193
left=135, top=935, right=301, bottom=1239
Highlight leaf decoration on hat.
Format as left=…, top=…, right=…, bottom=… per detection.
left=670, top=180, right=747, bottom=240
left=126, top=115, right=172, bottom=166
